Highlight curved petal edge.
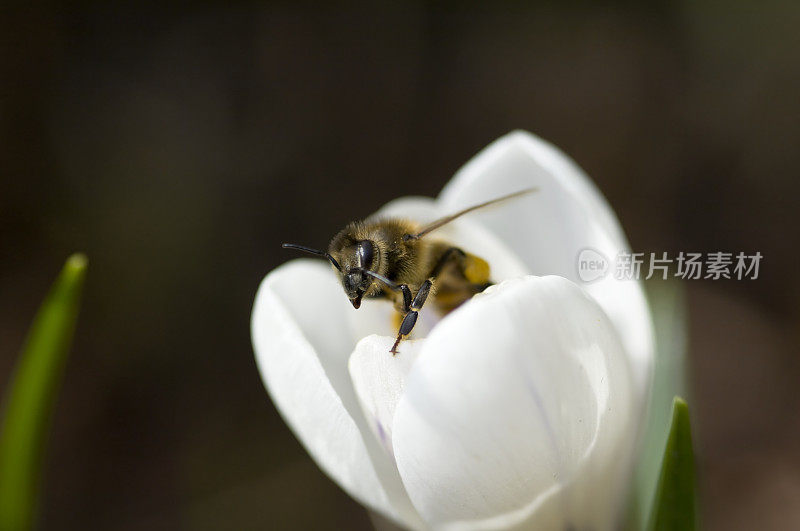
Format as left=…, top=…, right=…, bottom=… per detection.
left=392, top=275, right=637, bottom=530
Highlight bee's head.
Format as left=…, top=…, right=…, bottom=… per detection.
left=341, top=240, right=376, bottom=309
left=281, top=237, right=380, bottom=310
left=341, top=269, right=368, bottom=308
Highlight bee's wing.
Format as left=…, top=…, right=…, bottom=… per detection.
left=408, top=187, right=537, bottom=240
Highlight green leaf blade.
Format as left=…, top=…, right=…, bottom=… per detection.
left=0, top=254, right=87, bottom=531
left=648, top=396, right=697, bottom=531
left=628, top=278, right=689, bottom=530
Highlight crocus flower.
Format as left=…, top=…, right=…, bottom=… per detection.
left=251, top=131, right=654, bottom=530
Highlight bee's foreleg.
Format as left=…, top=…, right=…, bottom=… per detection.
left=411, top=279, right=432, bottom=310
left=390, top=311, right=418, bottom=354
left=389, top=248, right=463, bottom=355
left=389, top=280, right=432, bottom=355
left=398, top=284, right=413, bottom=313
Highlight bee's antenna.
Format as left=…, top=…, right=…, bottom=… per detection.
left=356, top=268, right=402, bottom=292
left=282, top=243, right=342, bottom=272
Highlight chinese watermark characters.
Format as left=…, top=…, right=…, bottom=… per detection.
left=577, top=249, right=762, bottom=282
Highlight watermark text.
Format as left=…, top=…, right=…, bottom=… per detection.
left=577, top=250, right=762, bottom=282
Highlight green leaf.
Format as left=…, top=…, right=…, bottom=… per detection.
left=629, top=278, right=689, bottom=529
left=647, top=397, right=697, bottom=531
left=0, top=254, right=87, bottom=531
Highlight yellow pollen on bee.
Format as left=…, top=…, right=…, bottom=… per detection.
left=464, top=255, right=491, bottom=284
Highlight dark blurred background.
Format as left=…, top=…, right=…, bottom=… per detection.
left=1, top=3, right=799, bottom=530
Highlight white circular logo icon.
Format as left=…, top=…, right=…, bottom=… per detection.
left=577, top=248, right=610, bottom=282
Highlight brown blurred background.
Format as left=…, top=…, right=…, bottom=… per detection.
left=1, top=3, right=799, bottom=530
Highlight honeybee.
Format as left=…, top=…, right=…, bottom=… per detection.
left=283, top=188, right=536, bottom=354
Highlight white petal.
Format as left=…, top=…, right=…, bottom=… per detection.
left=251, top=260, right=423, bottom=528
left=392, top=276, right=636, bottom=530
left=348, top=335, right=425, bottom=457
left=438, top=131, right=654, bottom=403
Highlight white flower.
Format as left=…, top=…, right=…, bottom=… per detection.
left=251, top=131, right=655, bottom=530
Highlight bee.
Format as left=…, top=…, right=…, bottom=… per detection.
left=282, top=188, right=536, bottom=354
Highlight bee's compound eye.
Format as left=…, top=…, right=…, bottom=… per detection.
left=356, top=240, right=374, bottom=269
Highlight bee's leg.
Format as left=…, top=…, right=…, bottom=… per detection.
left=430, top=247, right=466, bottom=277
left=390, top=311, right=418, bottom=354
left=389, top=249, right=464, bottom=355
left=398, top=284, right=413, bottom=313
left=411, top=279, right=432, bottom=310
left=390, top=281, right=431, bottom=354
left=389, top=283, right=418, bottom=354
